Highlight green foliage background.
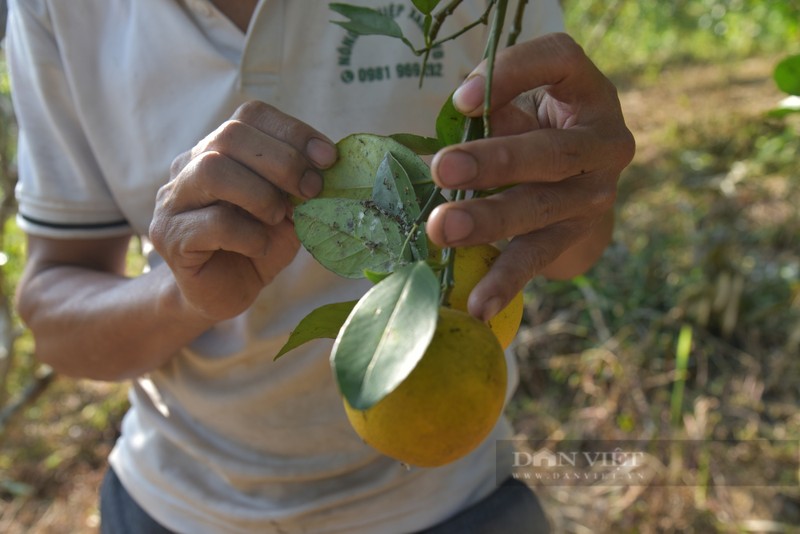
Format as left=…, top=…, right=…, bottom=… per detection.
left=564, top=0, right=800, bottom=76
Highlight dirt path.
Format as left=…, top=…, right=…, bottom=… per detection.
left=620, top=55, right=786, bottom=165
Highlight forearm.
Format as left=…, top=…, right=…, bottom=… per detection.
left=539, top=210, right=614, bottom=281
left=17, top=263, right=213, bottom=381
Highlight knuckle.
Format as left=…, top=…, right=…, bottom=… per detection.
left=533, top=186, right=562, bottom=226
left=547, top=133, right=579, bottom=177
left=277, top=118, right=308, bottom=144
left=170, top=153, right=190, bottom=178
left=148, top=215, right=169, bottom=252
left=593, top=183, right=618, bottom=212
left=517, top=238, right=552, bottom=277
left=617, top=128, right=636, bottom=167
left=278, top=143, right=306, bottom=173
left=550, top=33, right=586, bottom=65
left=494, top=142, right=514, bottom=172
left=215, top=119, right=244, bottom=147
left=193, top=150, right=228, bottom=178
left=233, top=100, right=270, bottom=122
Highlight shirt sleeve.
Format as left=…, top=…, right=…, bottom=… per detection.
left=7, top=0, right=132, bottom=238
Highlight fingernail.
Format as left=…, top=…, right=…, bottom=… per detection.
left=481, top=296, right=503, bottom=322
left=299, top=169, right=323, bottom=198
left=306, top=138, right=337, bottom=168
left=443, top=208, right=474, bottom=243
left=435, top=150, right=478, bottom=187
left=452, top=75, right=485, bottom=114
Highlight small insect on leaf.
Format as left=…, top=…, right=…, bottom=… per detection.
left=372, top=152, right=421, bottom=223
left=320, top=134, right=434, bottom=203
left=294, top=198, right=411, bottom=279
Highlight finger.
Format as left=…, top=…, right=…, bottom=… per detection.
left=486, top=93, right=541, bottom=137
left=247, top=218, right=301, bottom=284
left=467, top=219, right=592, bottom=321
left=432, top=127, right=615, bottom=189
left=159, top=151, right=289, bottom=226
left=198, top=118, right=328, bottom=200
left=231, top=101, right=336, bottom=164
left=179, top=101, right=337, bottom=200
left=452, top=33, right=609, bottom=115
left=426, top=176, right=615, bottom=247
left=151, top=204, right=273, bottom=272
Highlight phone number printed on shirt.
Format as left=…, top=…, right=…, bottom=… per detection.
left=341, top=62, right=443, bottom=84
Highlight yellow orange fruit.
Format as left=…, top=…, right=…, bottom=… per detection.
left=344, top=307, right=507, bottom=467
left=429, top=243, right=524, bottom=349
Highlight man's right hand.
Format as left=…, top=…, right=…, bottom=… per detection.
left=149, top=101, right=338, bottom=323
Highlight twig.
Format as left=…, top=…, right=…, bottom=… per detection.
left=574, top=276, right=612, bottom=342
left=417, top=0, right=497, bottom=86
left=506, top=0, right=529, bottom=47
left=482, top=0, right=509, bottom=138
left=426, top=0, right=466, bottom=47
left=0, top=94, right=19, bottom=405
left=0, top=366, right=56, bottom=435
left=425, top=0, right=497, bottom=51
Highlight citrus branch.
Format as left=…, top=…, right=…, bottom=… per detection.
left=417, top=0, right=498, bottom=86
left=506, top=0, right=529, bottom=47
left=439, top=0, right=508, bottom=305
left=482, top=0, right=508, bottom=138
left=424, top=0, right=498, bottom=51
left=439, top=117, right=481, bottom=305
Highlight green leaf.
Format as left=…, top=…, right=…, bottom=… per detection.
left=389, top=133, right=443, bottom=155
left=423, top=13, right=433, bottom=37
left=767, top=95, right=800, bottom=118
left=372, top=152, right=420, bottom=222
left=294, top=198, right=411, bottom=278
left=363, top=269, right=392, bottom=284
left=274, top=300, right=357, bottom=360
left=409, top=223, right=428, bottom=261
left=321, top=134, right=434, bottom=203
left=331, top=262, right=440, bottom=409
left=774, top=54, right=800, bottom=96
left=371, top=153, right=428, bottom=262
left=329, top=3, right=405, bottom=40
left=412, top=0, right=441, bottom=15
left=435, top=91, right=467, bottom=146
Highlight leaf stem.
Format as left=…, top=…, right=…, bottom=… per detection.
left=399, top=183, right=444, bottom=259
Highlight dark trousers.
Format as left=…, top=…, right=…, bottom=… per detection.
left=100, top=467, right=550, bottom=533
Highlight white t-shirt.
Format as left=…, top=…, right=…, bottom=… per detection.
left=7, top=1, right=563, bottom=532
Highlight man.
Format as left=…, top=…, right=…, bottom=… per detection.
left=7, top=1, right=633, bottom=532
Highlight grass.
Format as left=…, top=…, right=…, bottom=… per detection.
left=2, top=2, right=800, bottom=532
